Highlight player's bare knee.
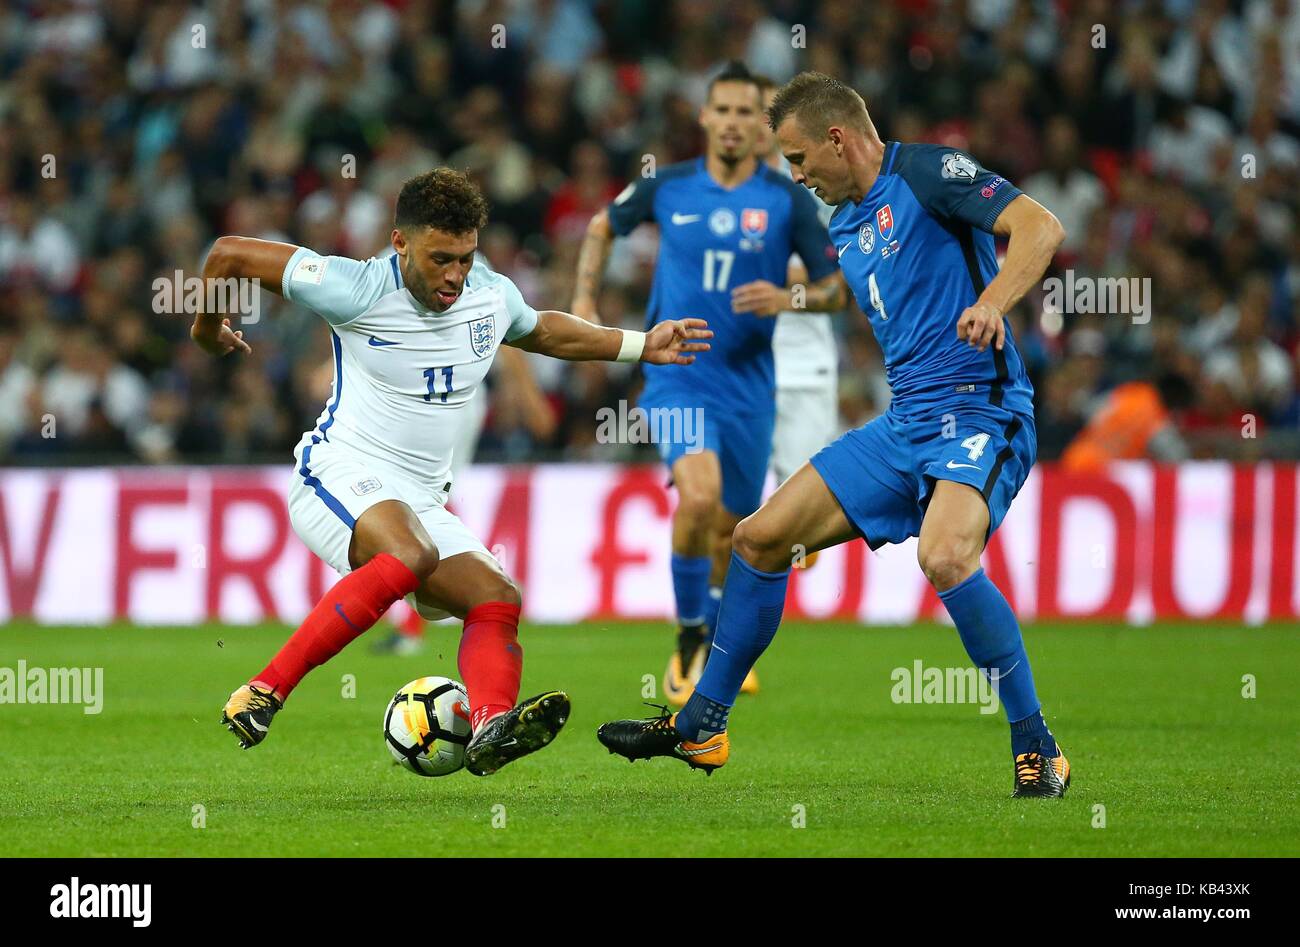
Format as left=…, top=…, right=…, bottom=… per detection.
left=732, top=514, right=786, bottom=572
left=389, top=540, right=440, bottom=581
left=918, top=541, right=979, bottom=592
left=466, top=573, right=521, bottom=609
left=675, top=484, right=718, bottom=523
left=492, top=575, right=522, bottom=608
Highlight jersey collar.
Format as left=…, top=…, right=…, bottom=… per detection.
left=859, top=141, right=898, bottom=206
left=696, top=155, right=765, bottom=192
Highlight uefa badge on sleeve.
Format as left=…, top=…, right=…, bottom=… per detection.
left=941, top=152, right=977, bottom=181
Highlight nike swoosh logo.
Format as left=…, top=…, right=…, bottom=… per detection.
left=248, top=718, right=269, bottom=732
left=676, top=742, right=722, bottom=756
left=946, top=461, right=980, bottom=470
left=987, top=658, right=1019, bottom=681
left=368, top=336, right=398, bottom=347
left=837, top=243, right=850, bottom=258
left=334, top=602, right=362, bottom=632
left=671, top=213, right=701, bottom=225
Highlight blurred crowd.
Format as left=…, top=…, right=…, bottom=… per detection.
left=1, top=0, right=1298, bottom=467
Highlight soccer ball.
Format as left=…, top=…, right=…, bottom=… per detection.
left=384, top=677, right=472, bottom=777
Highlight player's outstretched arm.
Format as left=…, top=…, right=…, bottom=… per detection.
left=956, top=195, right=1064, bottom=353
left=730, top=266, right=846, bottom=317
left=570, top=209, right=614, bottom=325
left=508, top=310, right=712, bottom=365
left=191, top=237, right=300, bottom=356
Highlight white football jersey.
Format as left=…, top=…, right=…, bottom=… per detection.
left=774, top=309, right=837, bottom=389
left=281, top=247, right=538, bottom=489
left=773, top=162, right=839, bottom=389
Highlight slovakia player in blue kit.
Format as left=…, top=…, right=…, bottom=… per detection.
left=599, top=72, right=1073, bottom=798
left=573, top=63, right=845, bottom=706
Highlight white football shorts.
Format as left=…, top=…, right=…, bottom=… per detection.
left=288, top=440, right=490, bottom=620
left=771, top=383, right=839, bottom=484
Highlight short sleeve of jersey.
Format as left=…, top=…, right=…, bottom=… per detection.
left=788, top=185, right=838, bottom=281
left=499, top=274, right=539, bottom=341
left=606, top=176, right=660, bottom=236
left=895, top=145, right=1023, bottom=233
left=280, top=247, right=393, bottom=326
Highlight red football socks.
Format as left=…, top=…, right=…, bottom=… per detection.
left=458, top=601, right=523, bottom=731
left=254, top=553, right=420, bottom=699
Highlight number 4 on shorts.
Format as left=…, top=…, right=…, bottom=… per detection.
left=961, top=432, right=990, bottom=461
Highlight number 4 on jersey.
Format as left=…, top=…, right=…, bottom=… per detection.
left=868, top=273, right=888, bottom=320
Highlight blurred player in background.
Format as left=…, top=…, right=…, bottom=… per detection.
left=756, top=74, right=843, bottom=570
left=601, top=73, right=1072, bottom=798
left=573, top=62, right=844, bottom=706
left=192, top=169, right=711, bottom=775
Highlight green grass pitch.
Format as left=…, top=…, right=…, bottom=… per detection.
left=1, top=620, right=1296, bottom=857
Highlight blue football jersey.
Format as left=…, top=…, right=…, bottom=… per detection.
left=829, top=142, right=1034, bottom=417
left=607, top=158, right=837, bottom=413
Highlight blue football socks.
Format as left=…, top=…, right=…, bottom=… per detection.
left=670, top=553, right=711, bottom=627
left=676, top=552, right=787, bottom=742
left=937, top=567, right=1057, bottom=757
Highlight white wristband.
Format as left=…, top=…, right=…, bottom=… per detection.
left=615, top=329, right=646, bottom=363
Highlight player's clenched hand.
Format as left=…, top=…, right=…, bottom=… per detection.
left=956, top=301, right=1004, bottom=353
left=642, top=318, right=712, bottom=365
left=191, top=317, right=252, bottom=356
left=730, top=280, right=790, bottom=317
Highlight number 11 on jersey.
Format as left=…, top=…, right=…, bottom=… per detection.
left=423, top=366, right=454, bottom=403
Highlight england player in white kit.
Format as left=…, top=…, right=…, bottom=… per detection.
left=191, top=169, right=710, bottom=775
left=369, top=266, right=556, bottom=656
left=283, top=250, right=527, bottom=599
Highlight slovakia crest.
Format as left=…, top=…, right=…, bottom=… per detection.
left=469, top=314, right=496, bottom=358
left=858, top=222, right=875, bottom=254
left=876, top=204, right=894, bottom=239
left=741, top=208, right=769, bottom=238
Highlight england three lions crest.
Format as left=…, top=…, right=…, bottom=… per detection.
left=469, top=314, right=496, bottom=358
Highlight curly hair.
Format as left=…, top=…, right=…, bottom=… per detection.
left=394, top=168, right=489, bottom=234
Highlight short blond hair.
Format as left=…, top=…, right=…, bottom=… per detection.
left=767, top=71, right=871, bottom=136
